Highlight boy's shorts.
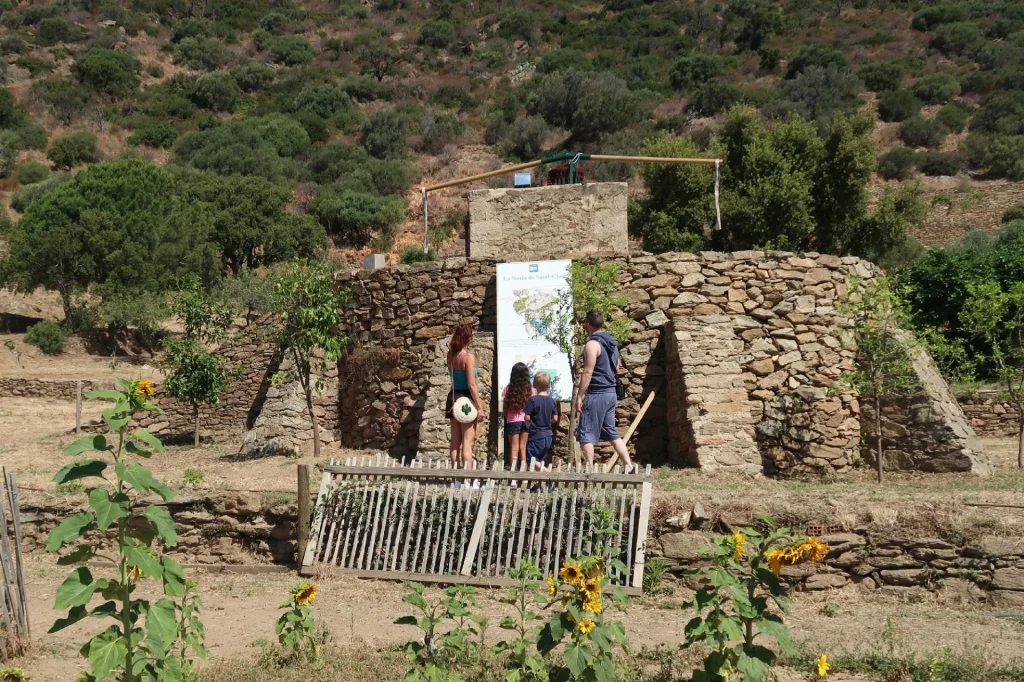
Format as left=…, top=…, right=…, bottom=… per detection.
left=526, top=436, right=552, bottom=465
left=505, top=421, right=528, bottom=435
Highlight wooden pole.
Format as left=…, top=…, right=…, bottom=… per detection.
left=75, top=380, right=82, bottom=435
left=605, top=388, right=658, bottom=472
left=423, top=159, right=545, bottom=192
left=587, top=155, right=718, bottom=165
left=296, top=465, right=311, bottom=565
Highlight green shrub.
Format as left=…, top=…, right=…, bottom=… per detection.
left=173, top=36, right=228, bottom=71
left=0, top=36, right=25, bottom=54
left=899, top=116, right=946, bottom=148
left=25, top=319, right=68, bottom=355
left=290, top=111, right=329, bottom=143
left=1003, top=204, right=1024, bottom=224
left=758, top=46, right=781, bottom=72
left=16, top=54, right=55, bottom=76
left=911, top=73, right=961, bottom=104
left=146, top=64, right=164, bottom=78
left=10, top=172, right=70, bottom=212
left=419, top=19, right=456, bottom=48
left=342, top=75, right=390, bottom=102
left=971, top=91, right=1024, bottom=135
left=782, top=64, right=862, bottom=120
left=15, top=161, right=49, bottom=184
left=878, top=146, right=916, bottom=181
left=929, top=22, right=984, bottom=56
left=36, top=78, right=86, bottom=124
left=192, top=71, right=241, bottom=111
left=14, top=122, right=47, bottom=150
left=174, top=116, right=309, bottom=180
left=497, top=8, right=537, bottom=42
left=997, top=60, right=1024, bottom=90
left=503, top=115, right=548, bottom=160
left=307, top=184, right=405, bottom=245
left=360, top=109, right=407, bottom=158
left=936, top=101, right=972, bottom=133
left=292, top=84, right=354, bottom=119
left=170, top=18, right=212, bottom=43
left=474, top=40, right=511, bottom=69
left=911, top=4, right=969, bottom=31
left=259, top=11, right=289, bottom=34
left=877, top=90, right=922, bottom=123
left=535, top=70, right=644, bottom=137
left=538, top=48, right=593, bottom=74
left=47, top=132, right=102, bottom=169
left=230, top=61, right=275, bottom=92
left=269, top=36, right=315, bottom=65
left=421, top=113, right=466, bottom=154
left=915, top=150, right=966, bottom=176
left=430, top=84, right=474, bottom=112
left=670, top=53, right=724, bottom=92
left=785, top=44, right=849, bottom=79
left=0, top=87, right=18, bottom=128
left=400, top=245, right=435, bottom=264
left=127, top=122, right=179, bottom=148
left=74, top=47, right=141, bottom=97
left=964, top=133, right=1024, bottom=179
left=37, top=17, right=87, bottom=45
left=253, top=28, right=272, bottom=50
left=858, top=61, right=904, bottom=92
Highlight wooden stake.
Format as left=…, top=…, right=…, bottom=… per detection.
left=75, top=380, right=82, bottom=435
left=296, top=465, right=310, bottom=565
left=604, top=387, right=658, bottom=472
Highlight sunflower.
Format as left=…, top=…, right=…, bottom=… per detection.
left=765, top=549, right=783, bottom=575
left=547, top=575, right=557, bottom=597
left=295, top=582, right=318, bottom=606
left=136, top=379, right=155, bottom=398
left=578, top=618, right=596, bottom=634
left=583, top=597, right=604, bottom=614
left=731, top=531, right=747, bottom=561
left=816, top=653, right=830, bottom=677
left=558, top=562, right=584, bottom=586
left=585, top=560, right=604, bottom=580
left=127, top=565, right=142, bottom=584
left=582, top=578, right=601, bottom=599
left=1, top=669, right=31, bottom=682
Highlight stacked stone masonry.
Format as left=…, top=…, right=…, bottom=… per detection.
left=960, top=392, right=1021, bottom=437
left=336, top=251, right=989, bottom=475
left=0, top=378, right=111, bottom=400
left=655, top=529, right=1024, bottom=607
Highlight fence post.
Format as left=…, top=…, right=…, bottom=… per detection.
left=296, top=465, right=311, bottom=565
left=75, top=380, right=82, bottom=435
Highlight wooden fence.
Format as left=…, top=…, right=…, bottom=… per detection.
left=301, top=458, right=652, bottom=595
left=0, top=467, right=29, bottom=660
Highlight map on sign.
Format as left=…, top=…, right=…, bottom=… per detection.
left=496, top=261, right=573, bottom=405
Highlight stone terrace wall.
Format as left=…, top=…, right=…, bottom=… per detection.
left=0, top=377, right=113, bottom=399
left=961, top=392, right=1020, bottom=437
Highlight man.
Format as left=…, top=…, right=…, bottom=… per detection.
left=573, top=310, right=635, bottom=471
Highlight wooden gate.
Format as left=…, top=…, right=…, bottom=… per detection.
left=301, top=459, right=652, bottom=595
left=0, top=467, right=29, bottom=660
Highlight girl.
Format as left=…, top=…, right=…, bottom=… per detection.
left=446, top=323, right=483, bottom=472
left=502, top=362, right=533, bottom=470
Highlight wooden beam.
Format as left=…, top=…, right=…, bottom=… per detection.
left=631, top=478, right=653, bottom=591
left=460, top=485, right=493, bottom=576
left=296, top=465, right=311, bottom=566
left=605, top=388, right=658, bottom=472
left=324, top=465, right=652, bottom=484
left=423, top=159, right=545, bottom=192
left=588, top=155, right=717, bottom=165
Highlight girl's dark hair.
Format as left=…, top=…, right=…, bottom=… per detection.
left=448, top=323, right=474, bottom=358
left=505, top=362, right=532, bottom=413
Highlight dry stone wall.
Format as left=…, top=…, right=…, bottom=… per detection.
left=0, top=377, right=112, bottom=400
left=960, top=392, right=1021, bottom=437
left=336, top=250, right=988, bottom=475
left=467, top=183, right=629, bottom=260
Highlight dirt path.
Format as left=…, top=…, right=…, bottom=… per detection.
left=15, top=555, right=1024, bottom=681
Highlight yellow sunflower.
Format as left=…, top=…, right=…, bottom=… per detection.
left=578, top=618, right=596, bottom=635
left=731, top=531, right=747, bottom=561
left=558, top=562, right=584, bottom=586
left=136, top=379, right=155, bottom=398
left=816, top=653, right=830, bottom=677
left=547, top=575, right=557, bottom=597
left=585, top=560, right=604, bottom=580
left=765, top=549, right=783, bottom=575
left=583, top=596, right=604, bottom=614
left=127, top=565, right=142, bottom=584
left=582, top=578, right=601, bottom=599
left=295, top=582, right=318, bottom=606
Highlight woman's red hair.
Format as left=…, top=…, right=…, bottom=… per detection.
left=449, top=323, right=474, bottom=356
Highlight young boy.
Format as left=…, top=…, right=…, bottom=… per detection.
left=523, top=372, right=560, bottom=471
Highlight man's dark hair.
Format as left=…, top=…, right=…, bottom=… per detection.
left=585, top=310, right=604, bottom=329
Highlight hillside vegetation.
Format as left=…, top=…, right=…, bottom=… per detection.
left=0, top=0, right=1023, bottom=384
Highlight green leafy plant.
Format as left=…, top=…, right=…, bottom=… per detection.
left=682, top=519, right=828, bottom=682
left=25, top=319, right=68, bottom=355
left=643, top=559, right=668, bottom=597
left=819, top=603, right=838, bottom=618
left=173, top=579, right=206, bottom=680
left=4, top=339, right=21, bottom=372
left=492, top=561, right=549, bottom=682
left=395, top=581, right=486, bottom=682
left=275, top=582, right=319, bottom=658
left=271, top=260, right=351, bottom=458
left=181, top=469, right=204, bottom=488
left=838, top=277, right=921, bottom=482
left=46, top=378, right=196, bottom=682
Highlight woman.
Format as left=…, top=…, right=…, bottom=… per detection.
left=446, top=323, right=483, bottom=472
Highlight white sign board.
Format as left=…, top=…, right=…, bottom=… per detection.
left=496, top=260, right=573, bottom=406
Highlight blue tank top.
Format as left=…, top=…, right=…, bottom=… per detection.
left=450, top=350, right=477, bottom=391
left=587, top=332, right=618, bottom=395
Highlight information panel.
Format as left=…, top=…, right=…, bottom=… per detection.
left=496, top=260, right=573, bottom=408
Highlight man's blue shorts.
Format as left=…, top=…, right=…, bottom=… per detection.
left=526, top=436, right=552, bottom=465
left=576, top=391, right=620, bottom=444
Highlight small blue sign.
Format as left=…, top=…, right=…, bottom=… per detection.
left=529, top=264, right=539, bottom=273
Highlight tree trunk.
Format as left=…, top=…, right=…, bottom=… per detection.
left=194, top=404, right=200, bottom=448
left=305, top=379, right=321, bottom=459
left=568, top=382, right=579, bottom=465
left=60, top=288, right=73, bottom=329
left=1018, top=411, right=1023, bottom=470
left=875, top=395, right=883, bottom=484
